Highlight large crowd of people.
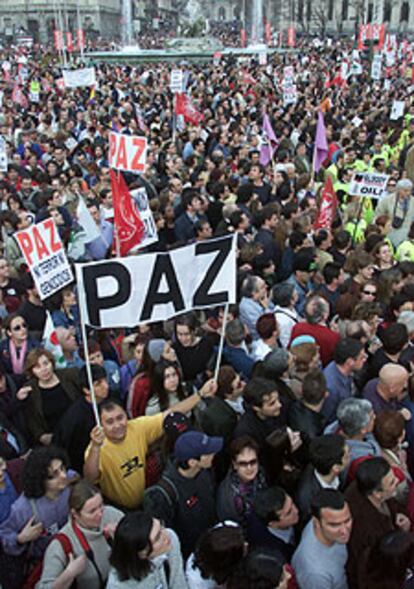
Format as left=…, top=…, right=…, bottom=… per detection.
left=0, top=30, right=413, bottom=589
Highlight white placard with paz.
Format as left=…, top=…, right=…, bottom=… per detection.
left=390, top=100, right=405, bottom=121
left=15, top=219, right=74, bottom=300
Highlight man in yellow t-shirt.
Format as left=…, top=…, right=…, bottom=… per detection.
left=84, top=381, right=216, bottom=510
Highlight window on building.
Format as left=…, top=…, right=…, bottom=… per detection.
left=342, top=0, right=349, bottom=20
left=218, top=6, right=226, bottom=20
left=384, top=0, right=392, bottom=22
left=400, top=1, right=409, bottom=22
left=328, top=0, right=334, bottom=20
left=368, top=3, right=373, bottom=22
left=298, top=0, right=304, bottom=22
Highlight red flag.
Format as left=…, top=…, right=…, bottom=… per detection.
left=110, top=169, right=145, bottom=256
left=314, top=176, right=337, bottom=231
left=66, top=32, right=74, bottom=53
left=175, top=93, right=204, bottom=125
left=54, top=30, right=63, bottom=51
left=77, top=29, right=85, bottom=51
left=358, top=25, right=366, bottom=50
left=265, top=21, right=272, bottom=45
left=378, top=24, right=385, bottom=49
left=241, top=29, right=247, bottom=48
left=287, top=27, right=296, bottom=48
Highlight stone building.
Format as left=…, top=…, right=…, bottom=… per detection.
left=208, top=0, right=413, bottom=34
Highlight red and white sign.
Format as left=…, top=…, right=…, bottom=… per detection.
left=108, top=132, right=147, bottom=173
left=15, top=219, right=73, bottom=299
left=54, top=30, right=63, bottom=52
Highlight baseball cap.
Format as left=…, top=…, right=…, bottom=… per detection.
left=174, top=431, right=223, bottom=461
left=290, top=335, right=317, bottom=348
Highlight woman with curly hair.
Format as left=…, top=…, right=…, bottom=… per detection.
left=0, top=446, right=78, bottom=587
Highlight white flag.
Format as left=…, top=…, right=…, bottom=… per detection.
left=77, top=196, right=101, bottom=243
left=42, top=312, right=66, bottom=369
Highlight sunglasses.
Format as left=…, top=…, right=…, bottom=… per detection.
left=235, top=459, right=258, bottom=468
left=362, top=290, right=376, bottom=296
left=12, top=323, right=27, bottom=331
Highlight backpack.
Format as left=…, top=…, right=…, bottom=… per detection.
left=22, top=533, right=76, bottom=589
left=144, top=474, right=179, bottom=523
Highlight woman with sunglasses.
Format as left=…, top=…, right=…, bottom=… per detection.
left=107, top=511, right=187, bottom=588
left=0, top=312, right=39, bottom=387
left=37, top=480, right=123, bottom=589
left=359, top=280, right=378, bottom=303
left=24, top=348, right=81, bottom=446
left=217, top=436, right=267, bottom=530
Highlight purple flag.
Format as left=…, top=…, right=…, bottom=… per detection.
left=260, top=114, right=279, bottom=166
left=313, top=110, right=328, bottom=172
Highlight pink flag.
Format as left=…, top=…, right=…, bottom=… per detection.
left=260, top=114, right=278, bottom=166
left=313, top=111, right=328, bottom=173
left=12, top=84, right=28, bottom=109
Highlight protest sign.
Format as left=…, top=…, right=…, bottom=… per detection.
left=371, top=54, right=382, bottom=80
left=283, top=84, right=298, bottom=106
left=15, top=219, right=74, bottom=299
left=170, top=69, right=184, bottom=93
left=349, top=172, right=389, bottom=199
left=390, top=100, right=405, bottom=120
left=259, top=52, right=267, bottom=65
left=62, top=67, right=96, bottom=88
left=76, top=234, right=236, bottom=328
left=0, top=135, right=8, bottom=172
left=108, top=132, right=147, bottom=173
left=130, top=187, right=158, bottom=249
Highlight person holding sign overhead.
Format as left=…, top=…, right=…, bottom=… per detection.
left=83, top=378, right=217, bottom=511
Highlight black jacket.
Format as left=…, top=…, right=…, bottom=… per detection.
left=143, top=461, right=217, bottom=558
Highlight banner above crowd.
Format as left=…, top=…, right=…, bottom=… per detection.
left=76, top=235, right=236, bottom=329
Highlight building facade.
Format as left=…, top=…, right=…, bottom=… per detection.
left=0, top=0, right=411, bottom=43
left=207, top=0, right=413, bottom=34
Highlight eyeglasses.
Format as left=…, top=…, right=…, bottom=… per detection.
left=362, top=290, right=376, bottom=296
left=235, top=459, right=258, bottom=468
left=12, top=322, right=27, bottom=331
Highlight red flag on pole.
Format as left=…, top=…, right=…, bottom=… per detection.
left=287, top=27, right=296, bottom=48
left=265, top=21, right=272, bottom=45
left=110, top=169, right=145, bottom=256
left=54, top=30, right=63, bottom=51
left=241, top=29, right=247, bottom=48
left=66, top=32, right=74, bottom=53
left=314, top=176, right=337, bottom=230
left=77, top=29, right=85, bottom=51
left=175, top=93, right=204, bottom=125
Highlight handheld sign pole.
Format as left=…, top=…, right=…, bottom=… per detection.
left=76, top=266, right=101, bottom=427
left=214, top=303, right=229, bottom=382
left=114, top=171, right=121, bottom=257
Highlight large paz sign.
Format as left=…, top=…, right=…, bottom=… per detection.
left=15, top=219, right=74, bottom=299
left=349, top=172, right=389, bottom=199
left=76, top=235, right=237, bottom=328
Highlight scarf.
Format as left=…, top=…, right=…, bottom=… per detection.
left=9, top=339, right=27, bottom=375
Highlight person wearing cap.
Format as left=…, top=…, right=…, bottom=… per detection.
left=53, top=364, right=109, bottom=474
left=144, top=430, right=223, bottom=558
left=375, top=179, right=414, bottom=247
left=84, top=379, right=217, bottom=511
